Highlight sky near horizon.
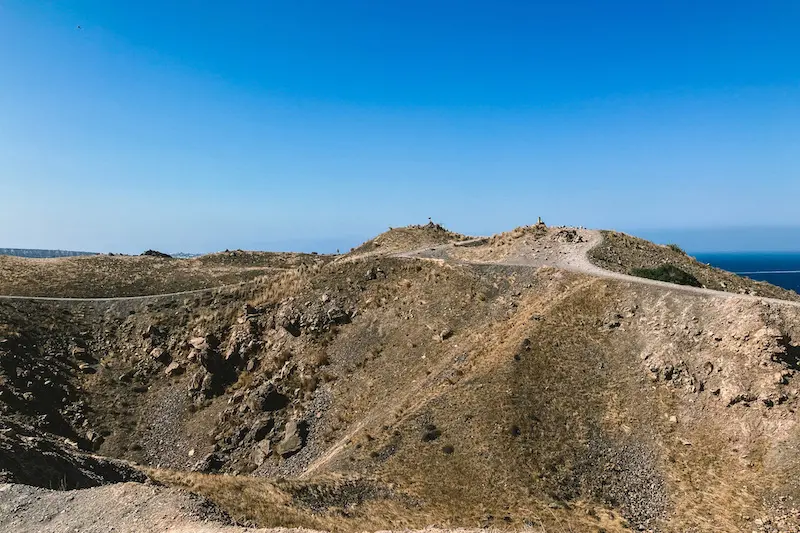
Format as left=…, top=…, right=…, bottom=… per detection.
left=1, top=1, right=799, bottom=253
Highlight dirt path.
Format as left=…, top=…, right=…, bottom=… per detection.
left=0, top=482, right=274, bottom=533
left=402, top=228, right=800, bottom=309
left=0, top=482, right=496, bottom=533
left=3, top=229, right=797, bottom=309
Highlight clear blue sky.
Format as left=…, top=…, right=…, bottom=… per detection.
left=1, top=1, right=798, bottom=253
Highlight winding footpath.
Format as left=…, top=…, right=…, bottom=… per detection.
left=300, top=229, right=800, bottom=480
left=401, top=228, right=800, bottom=309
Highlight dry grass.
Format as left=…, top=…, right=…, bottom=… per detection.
left=443, top=224, right=558, bottom=263
left=589, top=230, right=800, bottom=302
left=148, top=468, right=629, bottom=533
left=147, top=469, right=436, bottom=532
left=3, top=227, right=800, bottom=532
left=0, top=251, right=330, bottom=297
left=346, top=223, right=470, bottom=259
left=248, top=264, right=318, bottom=308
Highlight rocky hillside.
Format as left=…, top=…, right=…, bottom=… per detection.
left=1, top=225, right=800, bottom=532
left=590, top=230, right=800, bottom=302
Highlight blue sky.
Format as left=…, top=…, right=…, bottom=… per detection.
left=1, top=1, right=798, bottom=253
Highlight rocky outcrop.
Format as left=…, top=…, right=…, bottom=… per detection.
left=276, top=298, right=353, bottom=337
left=0, top=419, right=146, bottom=489
left=141, top=250, right=172, bottom=258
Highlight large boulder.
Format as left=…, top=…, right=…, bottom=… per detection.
left=275, top=419, right=306, bottom=458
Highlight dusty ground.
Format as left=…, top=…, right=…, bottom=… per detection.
left=2, top=224, right=800, bottom=533
left=0, top=250, right=329, bottom=298
left=0, top=482, right=254, bottom=533
left=0, top=481, right=535, bottom=533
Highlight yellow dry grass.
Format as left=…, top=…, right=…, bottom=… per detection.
left=0, top=251, right=328, bottom=298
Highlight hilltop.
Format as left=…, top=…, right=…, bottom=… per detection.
left=1, top=223, right=799, bottom=533
left=346, top=222, right=471, bottom=258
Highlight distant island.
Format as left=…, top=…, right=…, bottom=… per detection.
left=0, top=248, right=97, bottom=258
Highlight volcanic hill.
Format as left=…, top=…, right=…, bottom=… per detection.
left=1, top=222, right=799, bottom=533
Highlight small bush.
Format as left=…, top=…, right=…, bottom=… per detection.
left=630, top=264, right=701, bottom=287
left=666, top=243, right=686, bottom=255
left=313, top=350, right=330, bottom=366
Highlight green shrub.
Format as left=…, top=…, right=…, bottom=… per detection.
left=666, top=243, right=687, bottom=255
left=630, top=264, right=701, bottom=287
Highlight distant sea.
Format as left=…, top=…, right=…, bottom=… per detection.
left=695, top=253, right=800, bottom=294
left=0, top=248, right=96, bottom=259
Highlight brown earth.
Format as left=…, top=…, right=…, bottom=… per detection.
left=589, top=230, right=800, bottom=302
left=0, top=250, right=329, bottom=298
left=346, top=222, right=471, bottom=259
left=1, top=224, right=800, bottom=533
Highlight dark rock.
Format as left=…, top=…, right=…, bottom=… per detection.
left=193, top=452, right=224, bottom=473
left=78, top=363, right=96, bottom=374
left=142, top=324, right=161, bottom=339
left=247, top=417, right=274, bottom=442
left=141, top=250, right=172, bottom=258
left=164, top=362, right=183, bottom=376
left=227, top=426, right=248, bottom=447
left=149, top=347, right=169, bottom=364
left=85, top=430, right=104, bottom=450
left=326, top=306, right=350, bottom=325
left=246, top=383, right=290, bottom=412
left=0, top=419, right=146, bottom=489
left=277, top=312, right=302, bottom=337
left=728, top=393, right=758, bottom=406
left=198, top=347, right=223, bottom=374
left=421, top=425, right=441, bottom=442
left=200, top=372, right=215, bottom=396
left=71, top=347, right=95, bottom=363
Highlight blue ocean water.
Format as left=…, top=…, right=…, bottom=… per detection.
left=694, top=253, right=800, bottom=294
